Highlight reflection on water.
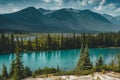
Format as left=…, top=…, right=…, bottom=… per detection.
left=0, top=48, right=120, bottom=73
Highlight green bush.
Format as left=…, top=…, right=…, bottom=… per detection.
left=54, top=71, right=66, bottom=76
left=34, top=67, right=59, bottom=75
left=0, top=75, right=2, bottom=80
left=74, top=70, right=93, bottom=75
left=32, top=72, right=36, bottom=78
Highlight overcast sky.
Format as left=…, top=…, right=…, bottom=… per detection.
left=0, top=0, right=120, bottom=16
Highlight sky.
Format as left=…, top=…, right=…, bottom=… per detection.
left=0, top=0, right=120, bottom=16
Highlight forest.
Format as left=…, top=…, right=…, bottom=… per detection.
left=1, top=32, right=120, bottom=54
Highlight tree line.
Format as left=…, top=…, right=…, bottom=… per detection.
left=1, top=32, right=120, bottom=54
left=0, top=44, right=120, bottom=80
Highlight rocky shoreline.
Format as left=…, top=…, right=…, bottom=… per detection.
left=23, top=72, right=120, bottom=80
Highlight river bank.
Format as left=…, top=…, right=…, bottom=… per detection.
left=23, top=72, right=120, bottom=80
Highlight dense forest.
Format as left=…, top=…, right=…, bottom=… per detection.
left=1, top=32, right=120, bottom=54
left=0, top=43, right=120, bottom=80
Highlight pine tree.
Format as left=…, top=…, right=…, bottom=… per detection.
left=96, top=56, right=104, bottom=67
left=73, top=32, right=76, bottom=48
left=0, top=34, right=7, bottom=53
left=20, top=37, right=24, bottom=51
left=12, top=44, right=24, bottom=80
left=115, top=54, right=120, bottom=68
left=57, top=65, right=60, bottom=71
left=109, top=59, right=115, bottom=71
left=16, top=36, right=20, bottom=49
left=95, top=56, right=104, bottom=72
left=27, top=39, right=33, bottom=51
left=83, top=44, right=92, bottom=70
left=47, top=34, right=52, bottom=50
left=1, top=63, right=8, bottom=79
left=77, top=44, right=85, bottom=70
left=77, top=44, right=92, bottom=70
left=35, top=36, right=39, bottom=51
left=9, top=60, right=15, bottom=77
left=23, top=66, right=32, bottom=78
left=61, top=33, right=64, bottom=49
left=10, top=34, right=15, bottom=53
left=57, top=34, right=60, bottom=49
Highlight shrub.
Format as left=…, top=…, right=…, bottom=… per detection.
left=74, top=70, right=93, bottom=75
left=32, top=72, right=36, bottom=78
left=34, top=67, right=59, bottom=75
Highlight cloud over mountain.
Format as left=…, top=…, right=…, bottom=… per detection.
left=0, top=0, right=120, bottom=16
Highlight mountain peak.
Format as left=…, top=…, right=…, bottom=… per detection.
left=21, top=6, right=37, bottom=11
left=57, top=8, right=79, bottom=13
left=80, top=9, right=93, bottom=13
left=38, top=8, right=47, bottom=10
left=38, top=8, right=55, bottom=15
left=13, top=6, right=43, bottom=16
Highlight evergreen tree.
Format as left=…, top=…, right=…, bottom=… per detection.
left=73, top=32, right=76, bottom=48
left=96, top=56, right=104, bottom=67
left=27, top=39, right=33, bottom=51
left=16, top=36, right=20, bottom=48
left=83, top=44, right=92, bottom=69
left=12, top=44, right=24, bottom=80
left=0, top=34, right=7, bottom=53
left=1, top=63, right=8, bottom=79
left=57, top=65, right=60, bottom=71
left=9, top=60, right=15, bottom=77
left=77, top=44, right=92, bottom=70
left=57, top=34, right=60, bottom=49
left=61, top=33, right=64, bottom=49
left=115, top=54, right=120, bottom=68
left=23, top=66, right=32, bottom=78
left=95, top=56, right=104, bottom=72
left=10, top=34, right=15, bottom=53
left=35, top=36, right=39, bottom=51
left=20, top=37, right=24, bottom=51
left=109, top=59, right=115, bottom=71
left=47, top=34, right=52, bottom=50
left=77, top=44, right=85, bottom=70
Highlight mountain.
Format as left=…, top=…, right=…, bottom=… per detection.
left=38, top=8, right=55, bottom=15
left=46, top=8, right=118, bottom=32
left=0, top=7, right=119, bottom=33
left=103, top=14, right=120, bottom=25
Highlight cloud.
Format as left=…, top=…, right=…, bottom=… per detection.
left=81, top=0, right=88, bottom=6
left=7, top=3, right=14, bottom=6
left=40, top=0, right=120, bottom=16
left=93, top=1, right=120, bottom=16
left=94, top=0, right=106, bottom=11
left=0, top=5, right=19, bottom=14
left=42, top=0, right=63, bottom=4
left=12, top=8, right=18, bottom=12
left=42, top=0, right=51, bottom=3
left=77, top=0, right=88, bottom=7
left=54, top=0, right=63, bottom=6
left=88, top=0, right=100, bottom=5
left=0, top=0, right=119, bottom=16
left=113, top=8, right=120, bottom=16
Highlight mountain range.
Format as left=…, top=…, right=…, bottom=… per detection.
left=0, top=7, right=120, bottom=33
left=103, top=14, right=120, bottom=26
